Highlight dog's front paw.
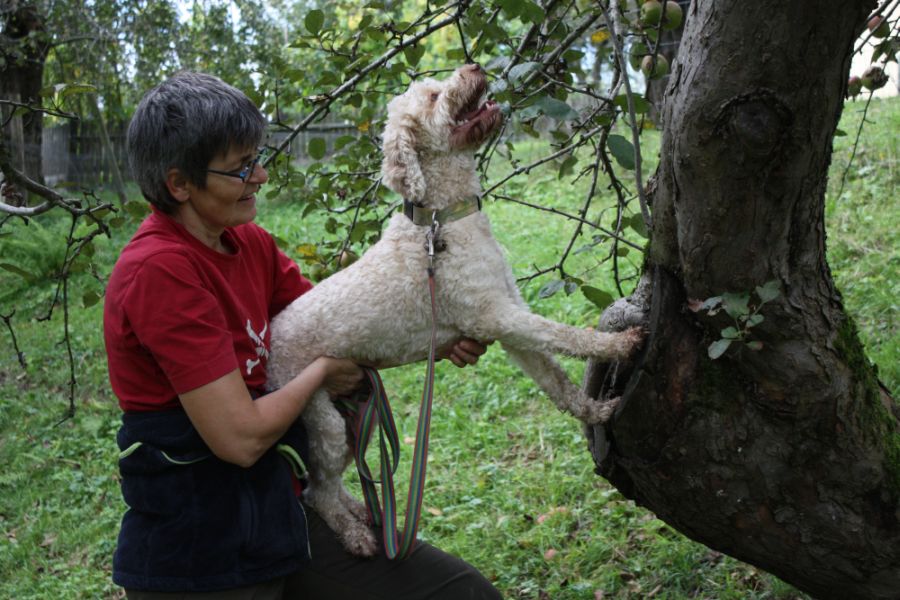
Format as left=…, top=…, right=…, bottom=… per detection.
left=580, top=396, right=621, bottom=425
left=615, top=326, right=646, bottom=359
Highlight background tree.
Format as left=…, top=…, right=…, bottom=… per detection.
left=1, top=0, right=51, bottom=183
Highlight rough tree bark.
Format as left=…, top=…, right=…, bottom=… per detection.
left=585, top=1, right=900, bottom=599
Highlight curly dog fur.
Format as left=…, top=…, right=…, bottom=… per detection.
left=268, top=64, right=642, bottom=556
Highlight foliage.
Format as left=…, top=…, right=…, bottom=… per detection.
left=3, top=0, right=898, bottom=400
left=689, top=281, right=781, bottom=360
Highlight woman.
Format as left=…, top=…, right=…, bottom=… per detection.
left=103, top=71, right=500, bottom=600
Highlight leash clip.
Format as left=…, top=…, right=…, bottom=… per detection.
left=425, top=211, right=440, bottom=271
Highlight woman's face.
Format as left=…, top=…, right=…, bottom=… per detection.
left=176, top=145, right=268, bottom=247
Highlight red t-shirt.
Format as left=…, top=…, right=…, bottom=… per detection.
left=104, top=209, right=312, bottom=412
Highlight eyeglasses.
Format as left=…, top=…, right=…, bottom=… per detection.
left=206, top=147, right=269, bottom=182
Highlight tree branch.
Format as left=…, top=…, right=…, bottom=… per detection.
left=600, top=0, right=652, bottom=230
left=267, top=4, right=465, bottom=164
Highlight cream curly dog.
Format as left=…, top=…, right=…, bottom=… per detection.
left=269, top=64, right=642, bottom=556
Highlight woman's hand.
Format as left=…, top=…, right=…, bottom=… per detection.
left=440, top=338, right=491, bottom=368
left=313, top=356, right=365, bottom=396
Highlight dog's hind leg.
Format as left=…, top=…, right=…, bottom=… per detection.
left=301, top=391, right=378, bottom=556
left=502, top=343, right=619, bottom=424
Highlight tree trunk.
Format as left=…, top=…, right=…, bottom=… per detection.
left=585, top=1, right=900, bottom=599
left=1, top=2, right=50, bottom=184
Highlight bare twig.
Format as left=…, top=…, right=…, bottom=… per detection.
left=492, top=193, right=644, bottom=251
left=499, top=0, right=567, bottom=80
left=518, top=8, right=602, bottom=90
left=0, top=98, right=78, bottom=122
left=600, top=0, right=652, bottom=230
left=1, top=311, right=27, bottom=369
left=267, top=4, right=465, bottom=165
left=835, top=90, right=877, bottom=201
left=482, top=123, right=605, bottom=196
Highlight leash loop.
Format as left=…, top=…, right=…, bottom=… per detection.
left=351, top=250, right=440, bottom=560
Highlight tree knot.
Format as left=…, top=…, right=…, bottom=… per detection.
left=715, top=90, right=792, bottom=160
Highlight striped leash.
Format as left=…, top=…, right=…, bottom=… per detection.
left=351, top=213, right=441, bottom=559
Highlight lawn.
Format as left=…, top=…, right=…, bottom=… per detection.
left=0, top=95, right=896, bottom=599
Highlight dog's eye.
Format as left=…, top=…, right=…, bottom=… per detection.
left=430, top=92, right=439, bottom=102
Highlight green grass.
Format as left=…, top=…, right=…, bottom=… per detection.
left=1, top=97, right=897, bottom=599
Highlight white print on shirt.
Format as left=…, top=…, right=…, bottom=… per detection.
left=245, top=319, right=269, bottom=375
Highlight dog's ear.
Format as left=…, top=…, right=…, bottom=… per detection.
left=381, top=114, right=426, bottom=202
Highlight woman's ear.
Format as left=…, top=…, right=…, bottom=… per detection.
left=164, top=168, right=191, bottom=203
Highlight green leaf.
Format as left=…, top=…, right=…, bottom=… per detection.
left=613, top=93, right=651, bottom=114
left=746, top=314, right=764, bottom=327
left=834, top=128, right=847, bottom=137
left=447, top=48, right=468, bottom=61
left=59, top=83, right=97, bottom=100
left=308, top=138, right=327, bottom=160
left=496, top=0, right=521, bottom=18
left=721, top=326, right=740, bottom=339
left=722, top=292, right=750, bottom=318
left=0, top=262, right=34, bottom=282
left=305, top=10, right=325, bottom=35
left=519, top=0, right=544, bottom=23
left=755, top=280, right=780, bottom=303
left=582, top=285, right=614, bottom=308
left=534, top=96, right=579, bottom=121
left=345, top=93, right=363, bottom=108
left=403, top=45, right=425, bottom=67
left=38, top=83, right=65, bottom=98
left=538, top=279, right=565, bottom=299
left=82, top=290, right=101, bottom=308
left=564, top=279, right=580, bottom=295
left=508, top=62, right=541, bottom=83
left=627, top=213, right=648, bottom=238
left=708, top=339, right=732, bottom=359
left=607, top=134, right=636, bottom=170
left=489, top=79, right=508, bottom=95
left=123, top=201, right=150, bottom=218
left=334, top=135, right=357, bottom=150
left=558, top=155, right=577, bottom=179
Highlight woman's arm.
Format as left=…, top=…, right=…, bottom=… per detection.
left=179, top=356, right=362, bottom=468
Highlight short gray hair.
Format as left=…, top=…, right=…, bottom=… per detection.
left=127, top=71, right=266, bottom=213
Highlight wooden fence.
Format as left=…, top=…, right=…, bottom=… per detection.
left=41, top=121, right=128, bottom=188
left=40, top=121, right=360, bottom=188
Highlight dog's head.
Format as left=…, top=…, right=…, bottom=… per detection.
left=381, top=63, right=503, bottom=202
